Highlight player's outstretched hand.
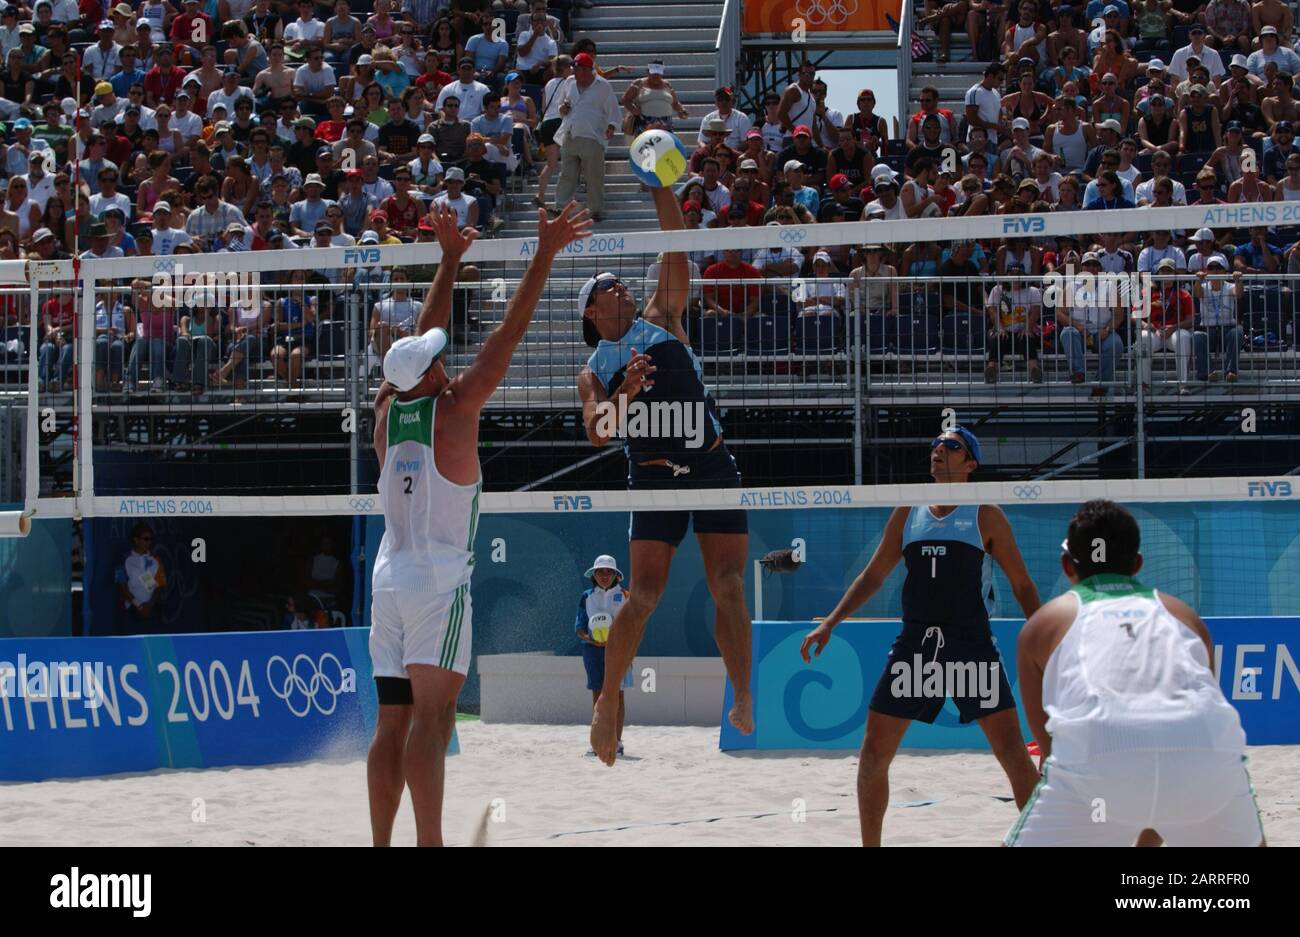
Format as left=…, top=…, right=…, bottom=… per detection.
left=800, top=622, right=833, bottom=663
left=430, top=203, right=478, bottom=257
left=620, top=348, right=657, bottom=399
left=536, top=201, right=592, bottom=257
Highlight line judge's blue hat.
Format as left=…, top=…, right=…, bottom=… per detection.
left=951, top=425, right=982, bottom=463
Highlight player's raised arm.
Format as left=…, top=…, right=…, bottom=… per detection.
left=449, top=203, right=592, bottom=409
left=417, top=203, right=479, bottom=335
left=642, top=187, right=690, bottom=343
left=801, top=506, right=910, bottom=661
left=981, top=504, right=1042, bottom=617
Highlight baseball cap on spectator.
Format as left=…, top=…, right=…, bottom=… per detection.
left=505, top=71, right=519, bottom=82
left=316, top=146, right=333, bottom=158
left=294, top=116, right=316, bottom=129
left=346, top=168, right=363, bottom=179
left=574, top=52, right=594, bottom=68
left=137, top=16, right=150, bottom=27
left=357, top=54, right=373, bottom=66
left=1154, top=257, right=1177, bottom=272
left=31, top=227, right=54, bottom=244
left=303, top=173, right=325, bottom=188
left=153, top=201, right=171, bottom=214
left=13, top=117, right=30, bottom=131
left=704, top=118, right=727, bottom=134
left=360, top=230, right=380, bottom=244
left=793, top=125, right=812, bottom=138
left=417, top=134, right=436, bottom=145
left=94, top=82, right=112, bottom=97
left=829, top=173, right=851, bottom=191
left=739, top=158, right=759, bottom=171
left=716, top=86, right=734, bottom=99
left=314, top=222, right=333, bottom=235
left=417, top=217, right=436, bottom=232
left=213, top=121, right=232, bottom=133
left=1018, top=178, right=1038, bottom=192
left=812, top=250, right=832, bottom=264
left=745, top=129, right=763, bottom=142
left=1206, top=255, right=1228, bottom=268
left=1262, top=25, right=1279, bottom=36
left=17, top=21, right=32, bottom=33
left=445, top=167, right=466, bottom=182
left=1279, top=121, right=1294, bottom=133
left=1011, top=117, right=1030, bottom=130
left=1081, top=251, right=1101, bottom=264
left=783, top=159, right=803, bottom=172
left=872, top=171, right=897, bottom=190
left=1146, top=59, right=1164, bottom=73
left=98, top=19, right=114, bottom=30
left=90, top=223, right=108, bottom=237
left=647, top=60, right=664, bottom=75
left=1231, top=54, right=1249, bottom=70
left=1099, top=118, right=1122, bottom=134
left=1102, top=4, right=1119, bottom=12
left=1226, top=120, right=1244, bottom=132
left=60, top=97, right=77, bottom=115
left=1194, top=227, right=1216, bottom=241
left=1190, top=83, right=1207, bottom=95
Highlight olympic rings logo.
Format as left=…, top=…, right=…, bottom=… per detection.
left=1013, top=485, right=1043, bottom=500
left=152, top=259, right=176, bottom=272
left=266, top=653, right=347, bottom=717
left=349, top=497, right=376, bottom=512
left=794, top=0, right=857, bottom=26
left=779, top=227, right=808, bottom=244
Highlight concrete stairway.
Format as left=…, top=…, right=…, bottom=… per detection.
left=908, top=34, right=983, bottom=131
left=448, top=0, right=726, bottom=393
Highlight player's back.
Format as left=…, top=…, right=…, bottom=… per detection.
left=1044, top=574, right=1246, bottom=766
left=372, top=394, right=482, bottom=596
left=900, top=505, right=992, bottom=633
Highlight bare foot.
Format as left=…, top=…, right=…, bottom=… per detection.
left=729, top=693, right=754, bottom=735
left=590, top=693, right=620, bottom=766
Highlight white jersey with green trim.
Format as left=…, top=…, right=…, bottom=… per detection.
left=1043, top=574, right=1246, bottom=766
left=372, top=394, right=481, bottom=595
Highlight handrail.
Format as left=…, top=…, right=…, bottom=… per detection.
left=897, top=0, right=913, bottom=143
left=716, top=0, right=740, bottom=89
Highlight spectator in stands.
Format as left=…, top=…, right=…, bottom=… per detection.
left=125, top=275, right=174, bottom=392
left=1248, top=26, right=1300, bottom=77
left=433, top=165, right=478, bottom=230
left=1138, top=257, right=1197, bottom=392
left=186, top=174, right=246, bottom=250
left=1252, top=0, right=1292, bottom=42
left=1002, top=1, right=1047, bottom=69
left=1234, top=225, right=1282, bottom=270
left=552, top=51, right=617, bottom=221
left=848, top=89, right=888, bottom=149
left=909, top=85, right=961, bottom=148
left=269, top=267, right=315, bottom=394
left=515, top=8, right=558, bottom=85
left=1261, top=72, right=1299, bottom=128
left=702, top=248, right=761, bottom=318
left=699, top=85, right=750, bottom=151
left=1138, top=93, right=1181, bottom=155
left=1171, top=25, right=1226, bottom=81
left=984, top=261, right=1042, bottom=383
left=1276, top=147, right=1300, bottom=198
left=849, top=244, right=898, bottom=315
left=776, top=60, right=817, bottom=145
left=1057, top=252, right=1122, bottom=395
left=437, top=57, right=490, bottom=120
left=965, top=63, right=1008, bottom=147
left=115, top=522, right=167, bottom=629
left=1192, top=258, right=1245, bottom=382
left=1180, top=84, right=1223, bottom=152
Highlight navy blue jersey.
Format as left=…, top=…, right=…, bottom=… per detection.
left=587, top=318, right=723, bottom=462
left=900, top=505, right=993, bottom=634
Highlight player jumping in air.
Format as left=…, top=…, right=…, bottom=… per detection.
left=801, top=427, right=1042, bottom=846
left=366, top=202, right=591, bottom=845
left=576, top=186, right=754, bottom=766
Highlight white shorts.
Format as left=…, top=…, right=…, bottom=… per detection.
left=1005, top=750, right=1264, bottom=847
left=369, top=584, right=473, bottom=679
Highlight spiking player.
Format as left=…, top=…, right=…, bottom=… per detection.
left=366, top=202, right=591, bottom=846
left=576, top=186, right=754, bottom=766
left=801, top=428, right=1042, bottom=846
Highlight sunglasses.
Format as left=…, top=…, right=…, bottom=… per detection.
left=931, top=437, right=970, bottom=456
left=592, top=276, right=622, bottom=296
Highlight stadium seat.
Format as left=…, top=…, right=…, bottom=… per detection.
left=890, top=314, right=939, bottom=354
left=940, top=313, right=984, bottom=355
left=886, top=138, right=907, bottom=158
left=798, top=313, right=841, bottom=355
left=1177, top=153, right=1209, bottom=176
left=864, top=313, right=888, bottom=355
left=315, top=319, right=351, bottom=358
left=1134, top=152, right=1154, bottom=176
left=1243, top=287, right=1283, bottom=339
left=698, top=315, right=740, bottom=355
left=746, top=313, right=791, bottom=356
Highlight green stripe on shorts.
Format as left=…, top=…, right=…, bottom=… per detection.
left=1004, top=762, right=1049, bottom=847
left=440, top=584, right=466, bottom=670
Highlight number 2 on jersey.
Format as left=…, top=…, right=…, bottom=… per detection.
left=403, top=476, right=413, bottom=494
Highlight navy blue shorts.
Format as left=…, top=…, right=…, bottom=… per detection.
left=627, top=445, right=747, bottom=546
left=868, top=622, right=1016, bottom=724
left=581, top=643, right=632, bottom=691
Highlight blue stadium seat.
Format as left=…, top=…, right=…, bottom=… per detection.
left=1134, top=152, right=1154, bottom=177
left=1243, top=287, right=1283, bottom=338
left=940, top=313, right=984, bottom=354
left=746, top=313, right=791, bottom=356
left=698, top=315, right=740, bottom=355
left=864, top=313, right=888, bottom=355
left=314, top=319, right=350, bottom=358
left=1177, top=152, right=1209, bottom=176
left=890, top=314, right=939, bottom=353
left=798, top=314, right=841, bottom=355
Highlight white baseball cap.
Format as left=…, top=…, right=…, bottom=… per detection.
left=584, top=554, right=623, bottom=578
left=1194, top=227, right=1215, bottom=241
left=1011, top=116, right=1030, bottom=130
left=382, top=328, right=449, bottom=392
left=577, top=271, right=620, bottom=316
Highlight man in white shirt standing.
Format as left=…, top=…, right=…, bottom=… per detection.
left=965, top=63, right=1008, bottom=146
left=553, top=52, right=619, bottom=222
left=699, top=86, right=753, bottom=150
left=515, top=9, right=558, bottom=85
left=1169, top=25, right=1226, bottom=81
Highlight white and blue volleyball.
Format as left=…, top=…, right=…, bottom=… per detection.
left=630, top=128, right=688, bottom=188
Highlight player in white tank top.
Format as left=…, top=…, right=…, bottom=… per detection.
left=1007, top=500, right=1265, bottom=847
left=365, top=202, right=591, bottom=847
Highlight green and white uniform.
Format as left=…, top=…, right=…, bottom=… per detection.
left=1006, top=574, right=1263, bottom=846
left=369, top=395, right=481, bottom=677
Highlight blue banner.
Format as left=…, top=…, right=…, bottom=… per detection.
left=720, top=618, right=1300, bottom=751
left=0, top=627, right=457, bottom=781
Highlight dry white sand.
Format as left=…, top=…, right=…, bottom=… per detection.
left=3, top=724, right=1297, bottom=846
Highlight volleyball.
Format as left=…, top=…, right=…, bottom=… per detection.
left=589, top=613, right=612, bottom=643
left=630, top=128, right=688, bottom=188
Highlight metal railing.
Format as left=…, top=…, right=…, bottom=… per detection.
left=897, top=0, right=913, bottom=142
left=716, top=0, right=740, bottom=89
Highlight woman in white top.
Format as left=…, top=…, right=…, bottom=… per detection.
left=533, top=54, right=572, bottom=208
left=369, top=270, right=420, bottom=358
left=1280, top=153, right=1300, bottom=200
left=4, top=175, right=39, bottom=240
left=620, top=60, right=689, bottom=143
left=849, top=245, right=899, bottom=316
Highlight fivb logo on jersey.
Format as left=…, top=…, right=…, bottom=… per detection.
left=593, top=394, right=707, bottom=449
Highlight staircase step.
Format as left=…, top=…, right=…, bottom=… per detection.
left=575, top=13, right=722, bottom=27
left=570, top=37, right=717, bottom=53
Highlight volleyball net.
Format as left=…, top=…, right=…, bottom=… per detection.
left=7, top=201, right=1300, bottom=528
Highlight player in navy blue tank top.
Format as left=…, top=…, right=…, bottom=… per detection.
left=800, top=427, right=1043, bottom=846
left=576, top=186, right=754, bottom=766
